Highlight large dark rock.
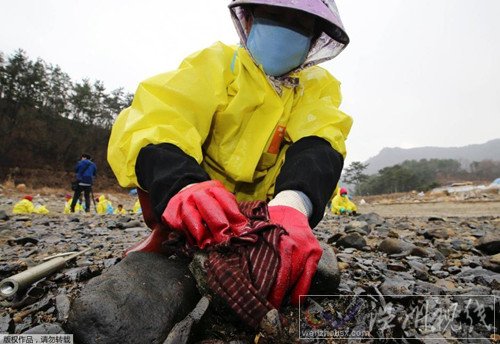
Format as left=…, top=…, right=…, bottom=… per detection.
left=475, top=234, right=500, bottom=255
left=310, top=243, right=340, bottom=294
left=66, top=252, right=200, bottom=344
left=378, top=238, right=414, bottom=255
left=336, top=233, right=367, bottom=250
left=356, top=212, right=384, bottom=226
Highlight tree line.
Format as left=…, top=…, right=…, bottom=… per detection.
left=0, top=49, right=133, bottom=129
left=0, top=49, right=134, bottom=186
left=343, top=159, right=500, bottom=196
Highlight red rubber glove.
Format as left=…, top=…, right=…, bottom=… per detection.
left=162, top=180, right=248, bottom=249
left=267, top=205, right=323, bottom=308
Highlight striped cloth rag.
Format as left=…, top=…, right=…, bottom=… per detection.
left=204, top=201, right=284, bottom=329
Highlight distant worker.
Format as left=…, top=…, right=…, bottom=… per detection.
left=12, top=195, right=50, bottom=214
left=64, top=194, right=82, bottom=214
left=12, top=195, right=35, bottom=214
left=96, top=195, right=114, bottom=215
left=114, top=204, right=127, bottom=215
left=331, top=187, right=357, bottom=215
left=132, top=199, right=142, bottom=214
left=70, top=153, right=97, bottom=213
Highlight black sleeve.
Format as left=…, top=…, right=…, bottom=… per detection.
left=135, top=143, right=210, bottom=219
left=274, top=136, right=344, bottom=228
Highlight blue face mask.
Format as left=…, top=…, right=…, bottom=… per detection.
left=246, top=17, right=313, bottom=77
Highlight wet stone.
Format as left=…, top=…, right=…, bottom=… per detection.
left=388, top=262, right=406, bottom=271
left=433, top=270, right=449, bottom=278
left=435, top=243, right=457, bottom=257
left=430, top=263, right=443, bottom=271
left=335, top=233, right=366, bottom=250
left=409, top=246, right=430, bottom=257
left=451, top=238, right=474, bottom=251
left=428, top=216, right=446, bottom=222
left=309, top=243, right=340, bottom=294
left=344, top=220, right=370, bottom=235
left=67, top=252, right=200, bottom=344
left=356, top=212, right=384, bottom=226
left=490, top=253, right=500, bottom=264
left=106, top=220, right=117, bottom=229
left=414, top=281, right=445, bottom=295
left=119, top=219, right=142, bottom=229
left=482, top=255, right=500, bottom=273
left=0, top=210, right=9, bottom=221
left=0, top=314, right=13, bottom=333
left=379, top=275, right=414, bottom=299
left=7, top=237, right=39, bottom=246
left=407, top=261, right=429, bottom=281
left=423, top=227, right=451, bottom=240
left=475, top=234, right=500, bottom=255
left=378, top=238, right=414, bottom=255
left=55, top=293, right=71, bottom=322
left=446, top=266, right=461, bottom=274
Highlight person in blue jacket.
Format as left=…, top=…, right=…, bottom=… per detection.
left=71, top=153, right=97, bottom=213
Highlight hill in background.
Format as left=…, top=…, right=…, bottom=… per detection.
left=364, top=139, right=500, bottom=175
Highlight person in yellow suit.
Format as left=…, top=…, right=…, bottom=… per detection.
left=114, top=204, right=128, bottom=215
left=64, top=194, right=82, bottom=214
left=96, top=195, right=114, bottom=215
left=13, top=195, right=35, bottom=214
left=13, top=195, right=50, bottom=214
left=108, top=0, right=352, bottom=310
left=331, top=187, right=357, bottom=215
left=132, top=199, right=142, bottom=214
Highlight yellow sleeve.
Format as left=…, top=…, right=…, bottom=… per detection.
left=288, top=67, right=353, bottom=158
left=108, top=42, right=234, bottom=188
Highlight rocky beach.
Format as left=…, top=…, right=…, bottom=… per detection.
left=1, top=185, right=499, bottom=343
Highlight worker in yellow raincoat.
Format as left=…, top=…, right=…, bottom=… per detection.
left=132, top=199, right=142, bottom=214
left=12, top=195, right=35, bottom=214
left=114, top=204, right=128, bottom=215
left=108, top=0, right=352, bottom=311
left=13, top=195, right=50, bottom=214
left=331, top=187, right=357, bottom=215
left=96, top=195, right=114, bottom=215
left=64, top=194, right=83, bottom=214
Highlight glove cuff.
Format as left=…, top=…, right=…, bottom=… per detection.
left=268, top=190, right=312, bottom=218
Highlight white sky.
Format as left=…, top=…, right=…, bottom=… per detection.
left=1, top=0, right=500, bottom=166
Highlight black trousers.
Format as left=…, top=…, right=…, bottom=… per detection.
left=71, top=184, right=92, bottom=212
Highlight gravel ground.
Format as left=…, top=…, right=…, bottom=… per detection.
left=1, top=186, right=499, bottom=343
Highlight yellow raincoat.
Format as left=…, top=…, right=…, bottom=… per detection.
left=108, top=42, right=352, bottom=202
left=132, top=200, right=142, bottom=214
left=96, top=195, right=113, bottom=215
left=114, top=207, right=128, bottom=215
left=12, top=199, right=35, bottom=214
left=34, top=205, right=50, bottom=215
left=331, top=190, right=357, bottom=215
left=64, top=198, right=83, bottom=214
